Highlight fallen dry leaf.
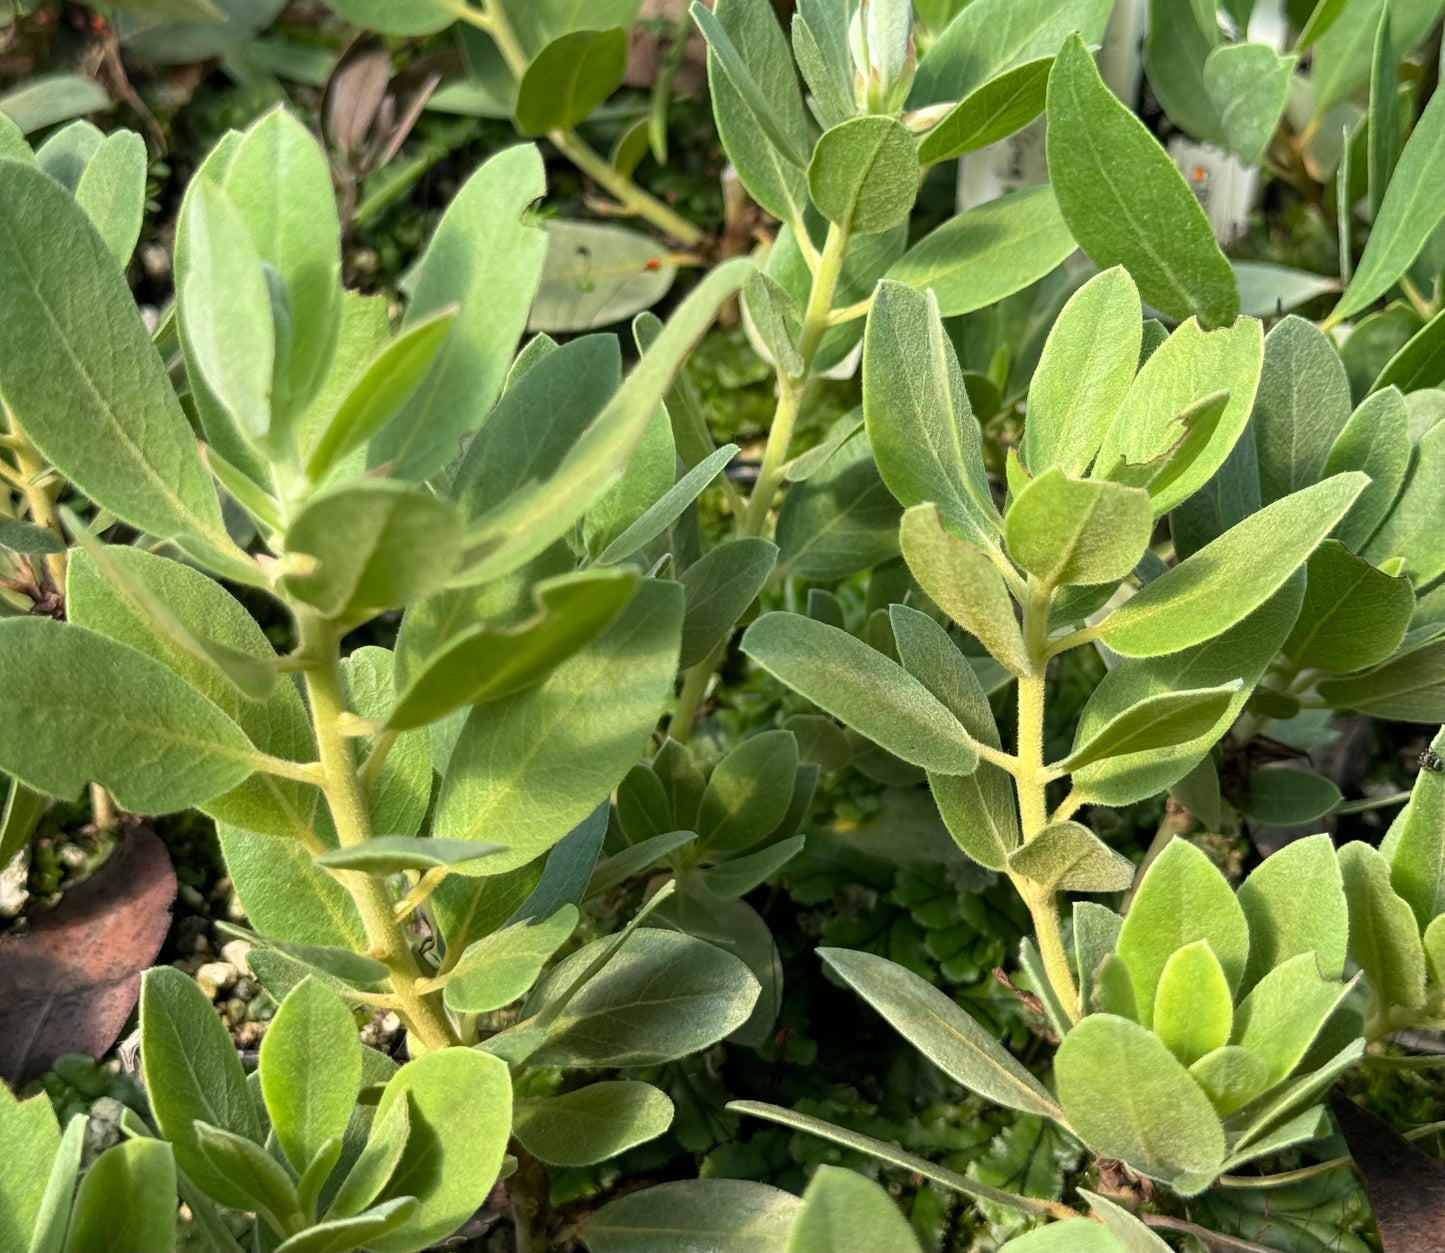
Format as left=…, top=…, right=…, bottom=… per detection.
left=1331, top=1091, right=1445, bottom=1253
left=0, top=824, right=177, bottom=1086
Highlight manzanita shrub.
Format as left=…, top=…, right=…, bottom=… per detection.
left=3, top=0, right=1445, bottom=1250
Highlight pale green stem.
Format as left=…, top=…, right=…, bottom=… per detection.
left=297, top=612, right=458, bottom=1051
left=457, top=1, right=705, bottom=246
left=1012, top=578, right=1082, bottom=1023
left=5, top=413, right=67, bottom=589
left=739, top=222, right=850, bottom=538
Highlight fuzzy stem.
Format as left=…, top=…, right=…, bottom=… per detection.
left=670, top=224, right=851, bottom=740
left=739, top=222, right=850, bottom=539
left=5, top=415, right=67, bottom=589
left=1013, top=579, right=1082, bottom=1023
left=297, top=612, right=457, bottom=1051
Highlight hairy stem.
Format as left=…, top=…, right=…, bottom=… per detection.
left=298, top=612, right=458, bottom=1051
left=5, top=414, right=67, bottom=590
left=1014, top=579, right=1082, bottom=1023
left=739, top=223, right=850, bottom=539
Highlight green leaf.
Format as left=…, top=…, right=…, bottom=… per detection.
left=28, top=1111, right=84, bottom=1253
left=390, top=569, right=638, bottom=731
left=589, top=830, right=695, bottom=896
left=788, top=1166, right=922, bottom=1253
left=1425, top=914, right=1445, bottom=985
left=314, top=837, right=508, bottom=877
left=1295, top=0, right=1351, bottom=50
left=819, top=947, right=1063, bottom=1118
left=1202, top=42, right=1296, bottom=167
left=1099, top=474, right=1365, bottom=657
left=140, top=966, right=259, bottom=1206
left=701, top=834, right=807, bottom=899
left=366, top=1049, right=512, bottom=1253
left=443, top=905, right=578, bottom=1013
left=0, top=617, right=256, bottom=813
left=259, top=978, right=362, bottom=1176
left=1153, top=940, right=1233, bottom=1065
left=1233, top=768, right=1342, bottom=825
left=283, top=483, right=462, bottom=621
left=457, top=259, right=751, bottom=584
left=1282, top=540, right=1413, bottom=672
left=999, top=1221, right=1129, bottom=1252
left=0, top=1088, right=59, bottom=1252
left=0, top=514, right=64, bottom=556
left=808, top=116, right=919, bottom=235
left=515, top=28, right=628, bottom=135
left=899, top=505, right=1027, bottom=674
left=177, top=176, right=274, bottom=441
left=890, top=604, right=1018, bottom=870
left=320, top=0, right=456, bottom=35
left=1074, top=578, right=1304, bottom=806
left=1061, top=685, right=1240, bottom=774
left=1115, top=838, right=1250, bottom=1026
left=195, top=1121, right=302, bottom=1229
left=742, top=612, right=980, bottom=775
left=598, top=443, right=740, bottom=566
left=0, top=157, right=233, bottom=557
left=1316, top=637, right=1445, bottom=722
left=64, top=515, right=281, bottom=708
left=216, top=109, right=341, bottom=430
left=1094, top=317, right=1263, bottom=518
left=219, top=827, right=366, bottom=951
left=1340, top=840, right=1427, bottom=1011
left=276, top=1199, right=420, bottom=1253
left=886, top=184, right=1077, bottom=317
left=1332, top=82, right=1445, bottom=323
left=776, top=428, right=902, bottom=580
left=728, top=1098, right=1056, bottom=1214
left=1251, top=317, right=1354, bottom=506
left=372, top=145, right=547, bottom=481
left=1046, top=35, right=1237, bottom=325
left=452, top=332, right=621, bottom=520
left=62, top=1139, right=176, bottom=1253
left=1366, top=1, right=1400, bottom=218
left=1389, top=726, right=1445, bottom=928
left=434, top=580, right=683, bottom=874
left=72, top=129, right=145, bottom=267
left=0, top=73, right=111, bottom=135
left=1055, top=1013, right=1225, bottom=1188
left=1189, top=1045, right=1271, bottom=1117
left=1363, top=417, right=1445, bottom=586
left=1238, top=834, right=1349, bottom=992
left=917, top=56, right=1051, bottom=164
left=220, top=921, right=389, bottom=992
left=1373, top=305, right=1445, bottom=394
left=1007, top=820, right=1135, bottom=893
left=513, top=1081, right=673, bottom=1168
left=585, top=1179, right=802, bottom=1253
left=1022, top=267, right=1142, bottom=479
left=679, top=538, right=777, bottom=669
left=584, top=359, right=676, bottom=558
left=698, top=730, right=799, bottom=855
left=695, top=0, right=810, bottom=222
left=523, top=927, right=759, bottom=1067
left=1232, top=952, right=1356, bottom=1087
left=326, top=1090, right=409, bottom=1221
left=305, top=309, right=457, bottom=482
left=864, top=281, right=1000, bottom=548
left=1324, top=387, right=1411, bottom=553
left=1006, top=469, right=1153, bottom=588
left=909, top=0, right=1112, bottom=104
